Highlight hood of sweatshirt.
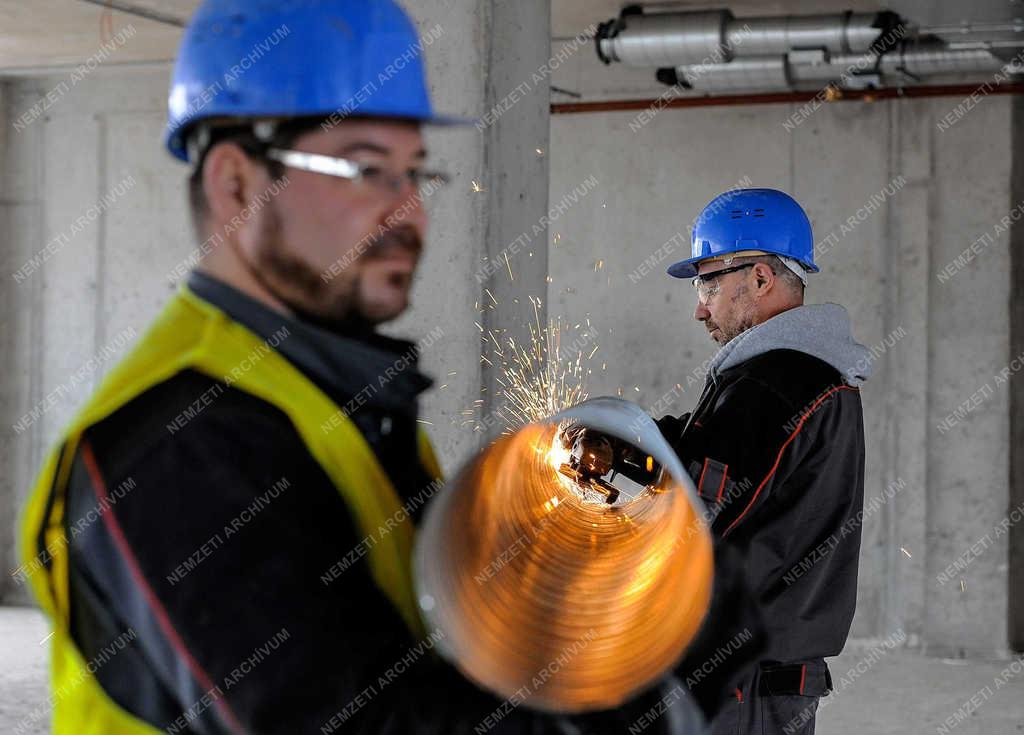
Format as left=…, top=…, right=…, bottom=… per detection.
left=708, top=303, right=873, bottom=386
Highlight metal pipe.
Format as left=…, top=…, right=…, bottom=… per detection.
left=733, top=12, right=884, bottom=56
left=671, top=41, right=1024, bottom=93
left=415, top=398, right=713, bottom=713
left=919, top=21, right=1024, bottom=36
left=598, top=10, right=885, bottom=67
left=826, top=44, right=1016, bottom=78
left=549, top=82, right=1024, bottom=116
left=676, top=57, right=789, bottom=92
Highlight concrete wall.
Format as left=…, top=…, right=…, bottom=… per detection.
left=545, top=95, right=1016, bottom=656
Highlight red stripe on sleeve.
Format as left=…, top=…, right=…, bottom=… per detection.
left=697, top=457, right=709, bottom=495
left=81, top=439, right=248, bottom=735
left=715, top=464, right=729, bottom=502
left=722, top=385, right=858, bottom=537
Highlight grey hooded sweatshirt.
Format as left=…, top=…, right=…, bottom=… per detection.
left=708, top=303, right=873, bottom=387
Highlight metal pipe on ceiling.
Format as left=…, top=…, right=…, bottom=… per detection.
left=667, top=41, right=1024, bottom=93
left=597, top=9, right=887, bottom=67
left=595, top=6, right=1024, bottom=95
left=549, top=82, right=1024, bottom=115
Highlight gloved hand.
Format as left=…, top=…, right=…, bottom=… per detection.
left=561, top=424, right=617, bottom=476
left=560, top=424, right=659, bottom=485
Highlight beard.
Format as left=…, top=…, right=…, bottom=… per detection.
left=247, top=200, right=421, bottom=331
left=705, top=283, right=758, bottom=345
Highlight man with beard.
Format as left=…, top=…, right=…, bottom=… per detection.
left=20, top=1, right=712, bottom=733
left=574, top=188, right=872, bottom=734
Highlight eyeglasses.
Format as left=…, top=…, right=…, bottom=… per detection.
left=265, top=148, right=450, bottom=197
left=691, top=263, right=756, bottom=303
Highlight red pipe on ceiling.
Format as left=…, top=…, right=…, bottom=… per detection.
left=550, top=82, right=1024, bottom=114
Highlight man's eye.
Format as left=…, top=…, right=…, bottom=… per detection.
left=359, top=165, right=386, bottom=180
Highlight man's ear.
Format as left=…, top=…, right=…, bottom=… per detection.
left=753, top=262, right=774, bottom=290
left=202, top=142, right=255, bottom=224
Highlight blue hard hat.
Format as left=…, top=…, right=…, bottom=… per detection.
left=165, top=0, right=467, bottom=162
left=667, top=188, right=818, bottom=279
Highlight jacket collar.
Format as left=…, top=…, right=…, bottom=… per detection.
left=186, top=270, right=432, bottom=415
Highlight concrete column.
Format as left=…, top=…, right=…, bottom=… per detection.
left=883, top=98, right=932, bottom=646
left=0, top=80, right=11, bottom=604
left=1009, top=93, right=1024, bottom=653
left=392, top=1, right=549, bottom=466
left=478, top=0, right=552, bottom=441
left=925, top=95, right=1012, bottom=658
left=0, top=80, right=46, bottom=607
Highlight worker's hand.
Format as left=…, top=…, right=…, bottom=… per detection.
left=565, top=427, right=617, bottom=477
left=560, top=425, right=658, bottom=483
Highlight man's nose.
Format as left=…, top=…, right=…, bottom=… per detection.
left=694, top=300, right=710, bottom=321
left=385, top=187, right=429, bottom=233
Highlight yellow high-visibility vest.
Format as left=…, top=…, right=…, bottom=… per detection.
left=18, top=285, right=440, bottom=734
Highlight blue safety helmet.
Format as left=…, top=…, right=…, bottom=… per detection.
left=165, top=0, right=467, bottom=162
left=667, top=188, right=818, bottom=279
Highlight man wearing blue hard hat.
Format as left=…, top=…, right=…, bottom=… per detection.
left=20, top=1, right=711, bottom=733
left=576, top=188, right=872, bottom=734
left=661, top=188, right=872, bottom=734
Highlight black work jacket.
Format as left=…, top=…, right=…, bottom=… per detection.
left=658, top=348, right=866, bottom=665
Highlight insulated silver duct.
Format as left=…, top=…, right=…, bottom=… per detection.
left=815, top=45, right=1017, bottom=79
left=676, top=57, right=789, bottom=92
left=596, top=7, right=1024, bottom=95
left=674, top=41, right=1024, bottom=93
left=597, top=10, right=886, bottom=67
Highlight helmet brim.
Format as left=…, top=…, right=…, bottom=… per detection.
left=666, top=258, right=701, bottom=279
left=667, top=252, right=820, bottom=280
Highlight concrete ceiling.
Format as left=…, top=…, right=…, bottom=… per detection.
left=0, top=1, right=1020, bottom=72
left=0, top=0, right=197, bottom=73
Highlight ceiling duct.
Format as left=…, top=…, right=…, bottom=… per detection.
left=667, top=40, right=1024, bottom=93
left=596, top=8, right=889, bottom=66
left=595, top=6, right=1024, bottom=95
left=885, top=0, right=1024, bottom=58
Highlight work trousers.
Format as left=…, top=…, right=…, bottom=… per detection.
left=710, top=659, right=831, bottom=735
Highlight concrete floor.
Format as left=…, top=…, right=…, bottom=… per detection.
left=2, top=607, right=49, bottom=735
left=822, top=642, right=1024, bottom=734
left=1, top=607, right=1022, bottom=734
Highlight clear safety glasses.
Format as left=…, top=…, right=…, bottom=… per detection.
left=265, top=148, right=450, bottom=197
left=691, top=263, right=756, bottom=303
